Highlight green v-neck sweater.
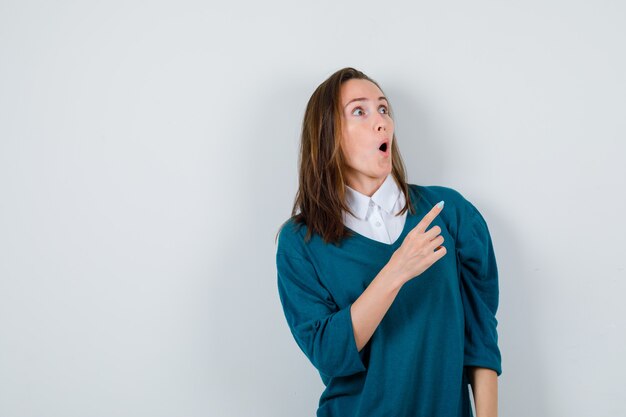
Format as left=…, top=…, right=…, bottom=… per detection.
left=276, top=184, right=502, bottom=417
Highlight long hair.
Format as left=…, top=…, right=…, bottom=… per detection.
left=277, top=67, right=415, bottom=245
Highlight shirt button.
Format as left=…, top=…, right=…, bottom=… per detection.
left=375, top=221, right=381, bottom=227
left=369, top=201, right=374, bottom=207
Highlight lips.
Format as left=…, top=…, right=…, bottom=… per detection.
left=378, top=139, right=389, bottom=153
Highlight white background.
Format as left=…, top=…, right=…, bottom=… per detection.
left=1, top=1, right=624, bottom=416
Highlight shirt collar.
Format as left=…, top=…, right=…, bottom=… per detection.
left=344, top=174, right=401, bottom=220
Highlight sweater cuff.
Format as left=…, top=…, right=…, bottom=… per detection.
left=320, top=302, right=367, bottom=377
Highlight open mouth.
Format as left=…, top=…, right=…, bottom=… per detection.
left=379, top=141, right=389, bottom=153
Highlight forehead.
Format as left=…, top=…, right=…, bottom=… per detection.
left=340, top=79, right=384, bottom=104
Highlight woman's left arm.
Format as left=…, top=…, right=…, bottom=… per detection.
left=468, top=366, right=498, bottom=417
left=453, top=191, right=502, bottom=417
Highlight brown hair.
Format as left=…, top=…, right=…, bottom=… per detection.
left=276, top=67, right=415, bottom=245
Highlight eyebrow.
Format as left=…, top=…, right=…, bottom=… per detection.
left=343, top=96, right=388, bottom=109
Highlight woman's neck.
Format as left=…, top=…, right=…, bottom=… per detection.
left=345, top=174, right=388, bottom=197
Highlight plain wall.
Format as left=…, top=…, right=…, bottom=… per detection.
left=1, top=1, right=625, bottom=416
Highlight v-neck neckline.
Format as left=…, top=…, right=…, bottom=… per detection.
left=344, top=184, right=420, bottom=249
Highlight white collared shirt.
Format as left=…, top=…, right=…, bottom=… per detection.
left=342, top=173, right=407, bottom=244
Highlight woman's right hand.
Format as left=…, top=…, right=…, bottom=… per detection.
left=385, top=201, right=447, bottom=286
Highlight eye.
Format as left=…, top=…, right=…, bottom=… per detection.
left=379, top=105, right=389, bottom=114
left=351, top=107, right=365, bottom=116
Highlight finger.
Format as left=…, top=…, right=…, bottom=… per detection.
left=428, top=235, right=444, bottom=250
left=412, top=201, right=444, bottom=235
left=432, top=244, right=447, bottom=259
left=424, top=225, right=442, bottom=240
left=425, top=236, right=444, bottom=253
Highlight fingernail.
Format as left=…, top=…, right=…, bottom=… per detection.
left=436, top=200, right=444, bottom=209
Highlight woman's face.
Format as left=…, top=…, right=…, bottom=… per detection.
left=339, top=78, right=394, bottom=193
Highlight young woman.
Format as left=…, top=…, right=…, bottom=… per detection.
left=275, top=67, right=502, bottom=417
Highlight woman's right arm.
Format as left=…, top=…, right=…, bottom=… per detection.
left=350, top=201, right=447, bottom=352
left=350, top=265, right=404, bottom=352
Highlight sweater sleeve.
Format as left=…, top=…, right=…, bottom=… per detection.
left=456, top=202, right=503, bottom=376
left=276, top=251, right=367, bottom=378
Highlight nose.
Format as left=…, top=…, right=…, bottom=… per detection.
left=375, top=113, right=388, bottom=132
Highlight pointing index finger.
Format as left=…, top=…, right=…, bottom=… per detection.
left=413, top=200, right=444, bottom=234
